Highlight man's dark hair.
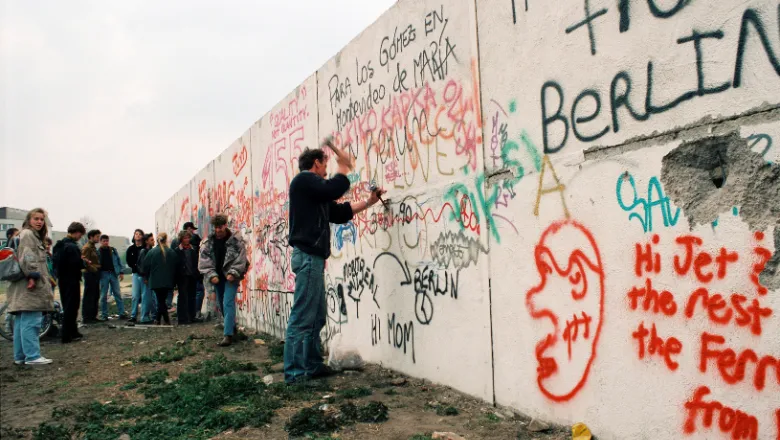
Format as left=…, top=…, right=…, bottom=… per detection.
left=211, top=214, right=228, bottom=227
left=44, top=237, right=53, bottom=245
left=68, top=223, right=86, bottom=235
left=298, top=148, right=325, bottom=171
left=100, top=234, right=109, bottom=241
left=87, top=229, right=101, bottom=239
left=5, top=228, right=18, bottom=240
left=143, top=233, right=154, bottom=247
left=134, top=228, right=144, bottom=237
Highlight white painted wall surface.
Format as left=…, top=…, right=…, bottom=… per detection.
left=314, top=0, right=493, bottom=403
left=155, top=0, right=780, bottom=437
left=247, top=76, right=318, bottom=337
left=213, top=131, right=254, bottom=308
left=173, top=182, right=192, bottom=235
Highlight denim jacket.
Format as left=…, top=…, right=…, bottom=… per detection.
left=104, top=247, right=125, bottom=276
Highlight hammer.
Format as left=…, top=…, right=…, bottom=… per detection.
left=322, top=136, right=387, bottom=208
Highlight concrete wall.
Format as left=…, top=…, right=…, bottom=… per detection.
left=156, top=1, right=780, bottom=438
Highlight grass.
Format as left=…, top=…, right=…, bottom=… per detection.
left=409, top=435, right=434, bottom=440
left=38, top=355, right=281, bottom=440
left=285, top=401, right=389, bottom=437
left=337, top=386, right=373, bottom=399
left=484, top=412, right=501, bottom=423
left=427, top=403, right=459, bottom=416
left=190, top=354, right=256, bottom=376
left=255, top=332, right=285, bottom=364
left=135, top=340, right=197, bottom=364
left=267, top=380, right=333, bottom=402
left=34, top=423, right=71, bottom=440
left=107, top=297, right=134, bottom=317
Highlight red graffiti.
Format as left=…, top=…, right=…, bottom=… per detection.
left=329, top=59, right=483, bottom=187
left=627, top=278, right=678, bottom=317
left=632, top=321, right=682, bottom=371
left=684, top=386, right=759, bottom=440
left=175, top=196, right=190, bottom=232
left=776, top=409, right=779, bottom=440
left=751, top=231, right=772, bottom=296
left=634, top=234, right=662, bottom=277
left=232, top=145, right=248, bottom=177
left=526, top=220, right=605, bottom=402
left=674, top=235, right=739, bottom=283
left=271, top=93, right=309, bottom=140
left=699, top=332, right=780, bottom=391
left=563, top=312, right=592, bottom=360
left=684, top=289, right=771, bottom=336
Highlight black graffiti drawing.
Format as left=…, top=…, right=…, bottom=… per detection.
left=619, top=0, right=691, bottom=33
left=343, top=257, right=379, bottom=319
left=510, top=0, right=529, bottom=24
left=412, top=265, right=459, bottom=326
left=326, top=278, right=349, bottom=325
left=565, top=0, right=608, bottom=56
left=373, top=251, right=413, bottom=310
left=388, top=312, right=416, bottom=363
left=541, top=6, right=780, bottom=154
left=430, top=230, right=487, bottom=270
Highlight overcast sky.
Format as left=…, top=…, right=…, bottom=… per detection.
left=1, top=0, right=395, bottom=237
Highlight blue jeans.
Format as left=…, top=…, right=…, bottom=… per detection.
left=130, top=274, right=144, bottom=319
left=100, top=272, right=125, bottom=318
left=13, top=312, right=43, bottom=362
left=214, top=279, right=238, bottom=336
left=140, top=282, right=156, bottom=322
left=284, top=248, right=326, bottom=383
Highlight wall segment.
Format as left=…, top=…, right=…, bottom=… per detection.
left=156, top=0, right=780, bottom=438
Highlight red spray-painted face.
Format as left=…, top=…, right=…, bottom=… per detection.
left=525, top=220, right=605, bottom=402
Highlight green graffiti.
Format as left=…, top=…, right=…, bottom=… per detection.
left=475, top=174, right=500, bottom=243
left=520, top=130, right=542, bottom=172
left=443, top=175, right=501, bottom=243
left=509, top=100, right=517, bottom=113
left=501, top=140, right=524, bottom=190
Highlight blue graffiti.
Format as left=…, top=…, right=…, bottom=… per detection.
left=616, top=173, right=681, bottom=232
left=747, top=133, right=774, bottom=163
left=334, top=222, right=357, bottom=250
left=711, top=206, right=740, bottom=229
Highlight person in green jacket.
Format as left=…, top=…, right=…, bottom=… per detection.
left=141, top=232, right=178, bottom=325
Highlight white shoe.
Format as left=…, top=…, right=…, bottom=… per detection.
left=25, top=357, right=53, bottom=365
left=13, top=360, right=24, bottom=365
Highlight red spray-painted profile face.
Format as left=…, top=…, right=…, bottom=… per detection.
left=525, top=220, right=605, bottom=402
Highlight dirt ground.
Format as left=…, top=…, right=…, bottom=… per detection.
left=0, top=290, right=570, bottom=440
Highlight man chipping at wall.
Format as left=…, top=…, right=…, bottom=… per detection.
left=284, top=138, right=386, bottom=384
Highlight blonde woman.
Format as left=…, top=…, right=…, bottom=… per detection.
left=7, top=208, right=55, bottom=365
left=141, top=232, right=178, bottom=325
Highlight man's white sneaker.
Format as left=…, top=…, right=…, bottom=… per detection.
left=25, top=357, right=53, bottom=365
left=13, top=360, right=24, bottom=365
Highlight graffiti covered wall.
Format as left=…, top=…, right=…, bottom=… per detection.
left=156, top=0, right=780, bottom=438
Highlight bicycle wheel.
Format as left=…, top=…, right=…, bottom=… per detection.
left=0, top=303, right=13, bottom=341
left=39, top=313, right=53, bottom=338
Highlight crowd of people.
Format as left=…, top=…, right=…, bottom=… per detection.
left=6, top=139, right=385, bottom=384
left=4, top=212, right=249, bottom=366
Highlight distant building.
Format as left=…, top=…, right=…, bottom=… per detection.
left=1, top=206, right=131, bottom=271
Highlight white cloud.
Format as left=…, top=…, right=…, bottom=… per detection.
left=0, top=0, right=395, bottom=236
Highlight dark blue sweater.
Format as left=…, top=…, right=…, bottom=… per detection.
left=288, top=171, right=354, bottom=258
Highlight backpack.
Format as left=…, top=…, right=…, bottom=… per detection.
left=0, top=246, right=25, bottom=282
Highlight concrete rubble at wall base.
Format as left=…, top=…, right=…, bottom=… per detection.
left=157, top=1, right=780, bottom=438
